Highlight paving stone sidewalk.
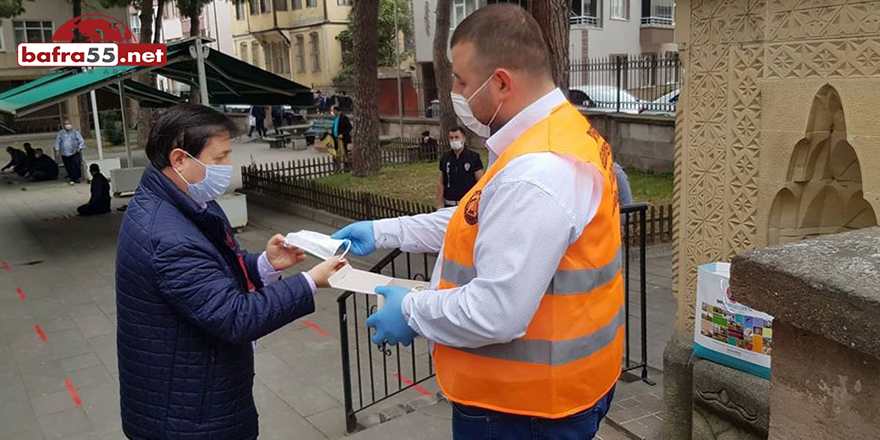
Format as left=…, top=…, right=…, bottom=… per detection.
left=0, top=140, right=673, bottom=439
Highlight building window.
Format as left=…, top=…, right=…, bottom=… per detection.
left=309, top=32, right=320, bottom=72
left=240, top=42, right=249, bottom=63
left=13, top=21, right=53, bottom=45
left=307, top=0, right=316, bottom=7
left=264, top=41, right=289, bottom=75
left=293, top=0, right=302, bottom=9
left=295, top=35, right=305, bottom=73
left=640, top=52, right=657, bottom=86
left=610, top=0, right=628, bottom=20
left=451, top=0, right=477, bottom=28
left=274, top=0, right=288, bottom=11
left=260, top=0, right=271, bottom=13
left=570, top=0, right=599, bottom=27
left=0, top=25, right=4, bottom=50
left=281, top=42, right=290, bottom=74
left=130, top=13, right=141, bottom=35
left=337, top=0, right=352, bottom=5
left=641, top=0, right=674, bottom=26
left=251, top=42, right=260, bottom=68
left=249, top=0, right=259, bottom=15
left=236, top=1, right=246, bottom=19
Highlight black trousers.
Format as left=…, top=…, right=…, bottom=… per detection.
left=61, top=152, right=82, bottom=183
left=77, top=203, right=110, bottom=216
left=31, top=171, right=57, bottom=182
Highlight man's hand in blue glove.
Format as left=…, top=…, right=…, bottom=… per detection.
left=331, top=221, right=376, bottom=256
left=366, top=286, right=418, bottom=346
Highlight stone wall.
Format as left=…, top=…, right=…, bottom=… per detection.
left=666, top=1, right=880, bottom=438
left=585, top=112, right=674, bottom=172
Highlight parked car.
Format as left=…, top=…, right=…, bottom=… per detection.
left=568, top=85, right=645, bottom=115
left=642, top=89, right=679, bottom=115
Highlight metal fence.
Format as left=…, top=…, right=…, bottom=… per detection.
left=335, top=203, right=654, bottom=432
left=568, top=54, right=682, bottom=115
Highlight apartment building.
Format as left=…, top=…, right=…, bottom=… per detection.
left=230, top=0, right=352, bottom=87
left=0, top=1, right=128, bottom=131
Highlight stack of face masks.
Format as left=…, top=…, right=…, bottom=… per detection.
left=284, top=230, right=351, bottom=261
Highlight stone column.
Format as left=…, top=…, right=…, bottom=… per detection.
left=732, top=228, right=880, bottom=440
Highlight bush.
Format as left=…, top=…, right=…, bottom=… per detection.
left=99, top=111, right=125, bottom=146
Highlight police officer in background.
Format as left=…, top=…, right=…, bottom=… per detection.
left=437, top=126, right=484, bottom=209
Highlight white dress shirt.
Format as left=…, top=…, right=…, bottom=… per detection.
left=373, top=88, right=604, bottom=348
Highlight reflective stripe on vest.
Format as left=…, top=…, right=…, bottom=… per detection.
left=441, top=247, right=622, bottom=295
left=457, top=305, right=625, bottom=366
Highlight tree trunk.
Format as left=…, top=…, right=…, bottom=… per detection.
left=72, top=0, right=81, bottom=18
left=189, top=9, right=201, bottom=37
left=529, top=0, right=569, bottom=95
left=72, top=0, right=87, bottom=136
left=432, top=0, right=456, bottom=138
left=154, top=0, right=165, bottom=43
left=139, top=0, right=153, bottom=45
left=136, top=0, right=156, bottom=150
left=350, top=0, right=381, bottom=176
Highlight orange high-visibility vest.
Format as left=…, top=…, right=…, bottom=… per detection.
left=434, top=102, right=624, bottom=419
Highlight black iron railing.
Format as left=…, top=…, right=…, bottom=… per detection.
left=336, top=203, right=653, bottom=432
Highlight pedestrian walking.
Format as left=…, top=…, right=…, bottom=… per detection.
left=331, top=105, right=352, bottom=169
left=271, top=106, right=283, bottom=135
left=332, top=5, right=622, bottom=439
left=54, top=119, right=85, bottom=184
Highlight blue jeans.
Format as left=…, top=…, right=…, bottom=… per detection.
left=452, top=388, right=615, bottom=440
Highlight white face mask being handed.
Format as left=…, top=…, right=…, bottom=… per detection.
left=450, top=140, right=464, bottom=151
left=285, top=230, right=351, bottom=261
left=451, top=74, right=504, bottom=139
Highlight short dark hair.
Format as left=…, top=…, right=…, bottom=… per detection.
left=331, top=105, right=340, bottom=112
left=449, top=126, right=465, bottom=136
left=90, top=164, right=100, bottom=173
left=35, top=148, right=44, bottom=154
left=421, top=130, right=431, bottom=137
left=23, top=142, right=31, bottom=148
left=145, top=104, right=238, bottom=169
left=450, top=4, right=550, bottom=78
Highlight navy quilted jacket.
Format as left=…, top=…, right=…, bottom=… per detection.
left=116, top=166, right=315, bottom=440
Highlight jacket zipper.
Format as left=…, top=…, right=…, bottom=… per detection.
left=199, top=350, right=216, bottom=424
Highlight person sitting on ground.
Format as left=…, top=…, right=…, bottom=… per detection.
left=29, top=149, right=59, bottom=182
left=23, top=142, right=36, bottom=172
left=77, top=164, right=111, bottom=216
left=437, top=126, right=484, bottom=209
left=2, top=146, right=29, bottom=176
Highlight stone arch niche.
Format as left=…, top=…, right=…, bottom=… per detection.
left=768, top=85, right=877, bottom=245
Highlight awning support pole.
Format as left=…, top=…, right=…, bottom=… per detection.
left=118, top=81, right=132, bottom=168
left=90, top=90, right=103, bottom=160
left=195, top=39, right=210, bottom=106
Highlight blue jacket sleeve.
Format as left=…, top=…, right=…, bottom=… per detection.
left=153, top=239, right=315, bottom=344
left=243, top=251, right=264, bottom=290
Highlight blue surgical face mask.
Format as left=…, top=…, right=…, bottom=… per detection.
left=174, top=151, right=232, bottom=205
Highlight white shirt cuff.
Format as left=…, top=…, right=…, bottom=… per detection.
left=257, top=252, right=283, bottom=286
left=373, top=218, right=402, bottom=249
left=302, top=272, right=317, bottom=295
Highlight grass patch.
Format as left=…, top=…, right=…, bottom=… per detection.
left=316, top=150, right=673, bottom=207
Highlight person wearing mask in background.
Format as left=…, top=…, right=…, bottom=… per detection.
left=29, top=148, right=59, bottom=182
left=331, top=105, right=352, bottom=168
left=271, top=106, right=284, bottom=135
left=2, top=146, right=29, bottom=176
left=419, top=130, right=439, bottom=160
left=333, top=5, right=622, bottom=439
left=116, top=104, right=345, bottom=440
left=55, top=119, right=85, bottom=185
left=77, top=164, right=111, bottom=216
left=437, top=126, right=484, bottom=209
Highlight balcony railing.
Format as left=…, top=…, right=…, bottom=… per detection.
left=640, top=16, right=673, bottom=27
left=570, top=15, right=600, bottom=27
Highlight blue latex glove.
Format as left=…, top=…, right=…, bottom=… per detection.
left=331, top=221, right=376, bottom=256
left=366, top=286, right=418, bottom=346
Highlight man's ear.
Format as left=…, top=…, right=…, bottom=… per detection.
left=168, top=148, right=187, bottom=171
left=494, top=68, right=515, bottom=100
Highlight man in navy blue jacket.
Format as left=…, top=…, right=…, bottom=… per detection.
left=115, top=105, right=343, bottom=440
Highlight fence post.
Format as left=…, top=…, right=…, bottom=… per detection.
left=616, top=57, right=622, bottom=114
left=362, top=192, right=373, bottom=220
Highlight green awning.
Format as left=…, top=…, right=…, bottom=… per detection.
left=0, top=38, right=313, bottom=117
left=102, top=79, right=181, bottom=108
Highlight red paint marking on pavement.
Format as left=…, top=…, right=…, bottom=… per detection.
left=2, top=261, right=8, bottom=271
left=301, top=320, right=331, bottom=337
left=34, top=325, right=48, bottom=342
left=393, top=373, right=432, bottom=396
left=15, top=287, right=26, bottom=301
left=64, top=378, right=83, bottom=407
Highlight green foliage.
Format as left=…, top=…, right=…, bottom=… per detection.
left=99, top=111, right=125, bottom=146
left=0, top=0, right=33, bottom=19
left=333, top=0, right=413, bottom=86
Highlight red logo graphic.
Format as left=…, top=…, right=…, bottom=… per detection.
left=52, top=14, right=135, bottom=43
left=18, top=15, right=165, bottom=68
